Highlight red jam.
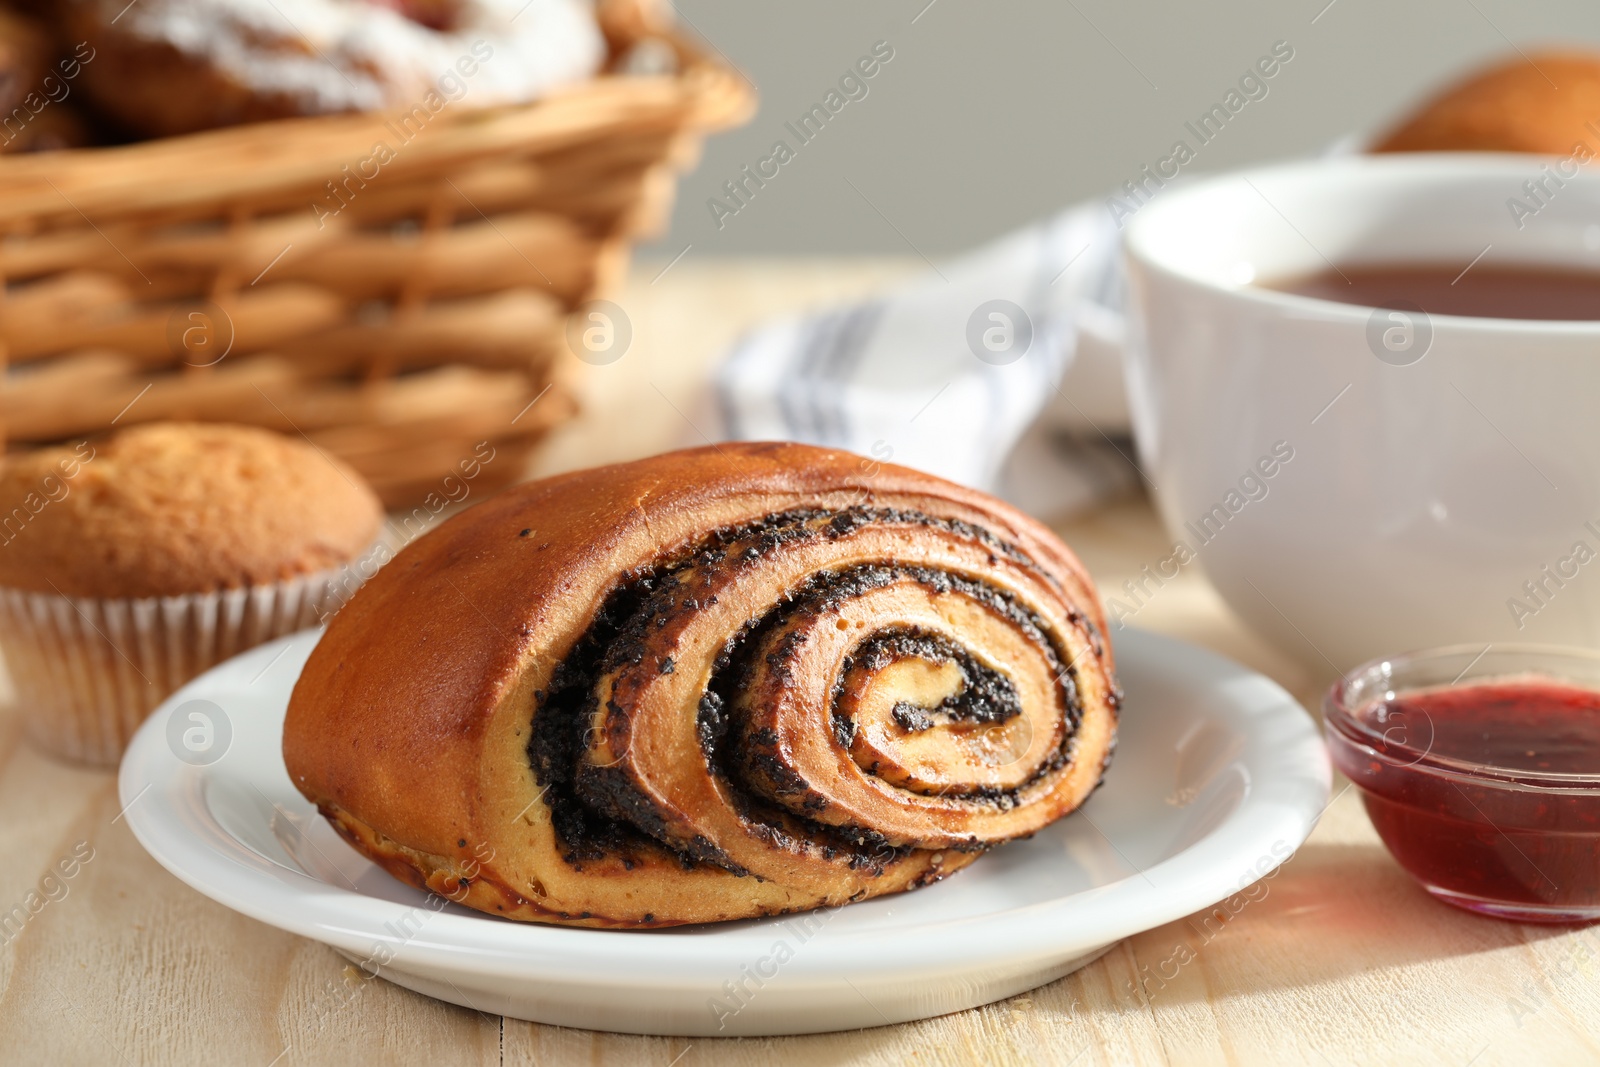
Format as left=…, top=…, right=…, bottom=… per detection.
left=1327, top=677, right=1600, bottom=922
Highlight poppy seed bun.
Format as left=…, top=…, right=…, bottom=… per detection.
left=1372, top=50, right=1600, bottom=155
left=0, top=422, right=383, bottom=599
left=282, top=442, right=1118, bottom=927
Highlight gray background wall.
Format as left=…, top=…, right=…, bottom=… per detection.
left=648, top=0, right=1600, bottom=256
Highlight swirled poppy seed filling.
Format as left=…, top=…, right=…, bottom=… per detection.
left=855, top=631, right=1022, bottom=733
left=528, top=506, right=1088, bottom=873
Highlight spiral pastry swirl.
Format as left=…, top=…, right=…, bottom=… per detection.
left=285, top=444, right=1119, bottom=927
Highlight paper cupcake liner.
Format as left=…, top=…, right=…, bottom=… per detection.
left=0, top=563, right=369, bottom=767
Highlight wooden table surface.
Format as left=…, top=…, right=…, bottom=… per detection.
left=5, top=259, right=1599, bottom=1066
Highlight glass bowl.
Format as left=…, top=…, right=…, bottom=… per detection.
left=1325, top=644, right=1600, bottom=923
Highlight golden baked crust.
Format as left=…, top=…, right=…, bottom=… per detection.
left=0, top=422, right=383, bottom=598
left=283, top=442, right=1119, bottom=928
left=1, top=102, right=91, bottom=154
left=0, top=8, right=93, bottom=154
left=1373, top=50, right=1600, bottom=154
left=0, top=8, right=51, bottom=118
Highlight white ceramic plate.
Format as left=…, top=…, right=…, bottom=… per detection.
left=118, top=626, right=1329, bottom=1037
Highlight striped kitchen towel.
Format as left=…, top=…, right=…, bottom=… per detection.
left=708, top=197, right=1139, bottom=519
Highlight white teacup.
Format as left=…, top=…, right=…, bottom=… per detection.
left=1123, top=154, right=1600, bottom=674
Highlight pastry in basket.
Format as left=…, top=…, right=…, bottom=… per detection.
left=0, top=422, right=384, bottom=765
left=0, top=5, right=90, bottom=153
left=2, top=101, right=90, bottom=153
left=63, top=0, right=607, bottom=137
left=1372, top=49, right=1600, bottom=155
left=0, top=6, right=49, bottom=112
left=283, top=443, right=1120, bottom=927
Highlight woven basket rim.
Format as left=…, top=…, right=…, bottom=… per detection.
left=0, top=1, right=754, bottom=227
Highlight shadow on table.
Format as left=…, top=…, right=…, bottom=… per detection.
left=1107, top=838, right=1583, bottom=1009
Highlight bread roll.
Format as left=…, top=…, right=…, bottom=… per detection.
left=1373, top=50, right=1600, bottom=155
left=283, top=443, right=1120, bottom=927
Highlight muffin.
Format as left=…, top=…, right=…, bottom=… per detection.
left=0, top=422, right=384, bottom=765
left=1372, top=50, right=1600, bottom=155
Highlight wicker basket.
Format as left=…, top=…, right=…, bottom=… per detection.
left=0, top=0, right=750, bottom=507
